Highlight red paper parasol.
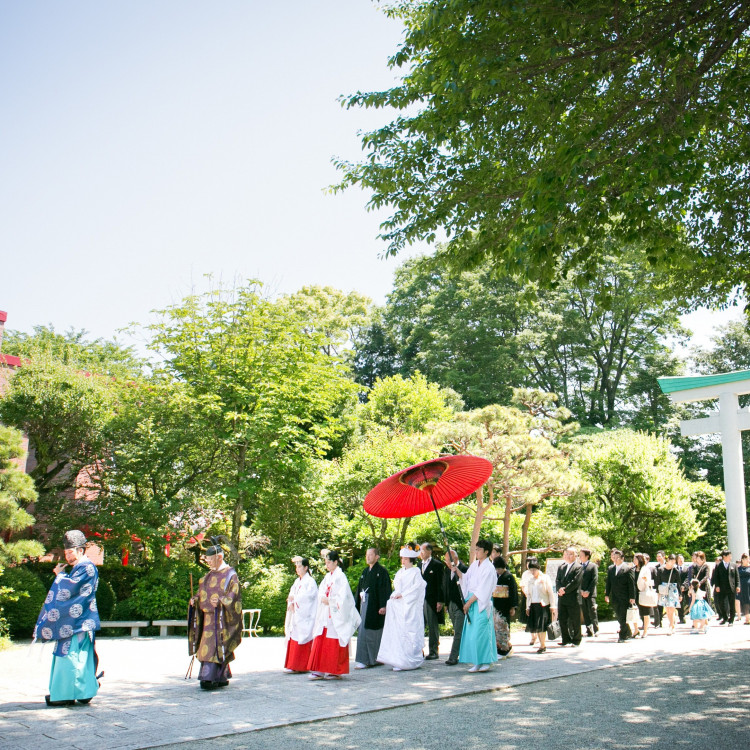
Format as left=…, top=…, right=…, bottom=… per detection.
left=364, top=455, right=493, bottom=545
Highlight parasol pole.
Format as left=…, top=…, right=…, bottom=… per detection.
left=425, top=485, right=449, bottom=550
left=424, top=481, right=470, bottom=623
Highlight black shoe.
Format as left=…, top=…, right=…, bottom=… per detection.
left=536, top=647, right=546, bottom=654
left=45, top=695, right=75, bottom=707
left=216, top=681, right=229, bottom=688
left=445, top=659, right=458, bottom=666
left=77, top=698, right=93, bottom=705
left=424, top=654, right=439, bottom=660
left=200, top=681, right=218, bottom=691
left=585, top=629, right=593, bottom=638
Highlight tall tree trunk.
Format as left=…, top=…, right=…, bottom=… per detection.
left=502, top=494, right=512, bottom=558
left=469, top=486, right=485, bottom=564
left=520, top=503, right=533, bottom=572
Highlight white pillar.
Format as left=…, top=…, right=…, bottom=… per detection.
left=718, top=392, right=750, bottom=559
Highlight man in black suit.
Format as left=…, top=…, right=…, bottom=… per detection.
left=555, top=546, right=583, bottom=647
left=675, top=554, right=688, bottom=624
left=419, top=542, right=445, bottom=659
left=578, top=548, right=599, bottom=637
left=605, top=548, right=636, bottom=642
left=712, top=549, right=741, bottom=625
left=443, top=549, right=468, bottom=665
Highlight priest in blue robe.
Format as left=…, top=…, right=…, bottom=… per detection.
left=34, top=530, right=101, bottom=707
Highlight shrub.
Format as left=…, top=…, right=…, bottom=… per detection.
left=127, top=564, right=200, bottom=620
left=96, top=579, right=117, bottom=620
left=238, top=559, right=295, bottom=632
left=0, top=567, right=47, bottom=638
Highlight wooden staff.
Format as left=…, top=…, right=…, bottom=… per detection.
left=185, top=572, right=195, bottom=679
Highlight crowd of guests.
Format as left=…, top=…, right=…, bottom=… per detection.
left=283, top=542, right=750, bottom=679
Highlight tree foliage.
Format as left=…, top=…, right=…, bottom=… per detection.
left=2, top=325, right=142, bottom=378
left=0, top=425, right=44, bottom=641
left=555, top=429, right=703, bottom=554
left=420, top=389, right=586, bottom=564
left=354, top=249, right=688, bottom=425
left=0, top=358, right=115, bottom=508
left=143, top=281, right=360, bottom=551
left=336, top=0, right=750, bottom=302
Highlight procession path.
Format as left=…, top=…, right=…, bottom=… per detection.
left=1, top=620, right=748, bottom=750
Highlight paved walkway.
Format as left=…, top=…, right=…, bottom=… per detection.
left=1, top=620, right=748, bottom=750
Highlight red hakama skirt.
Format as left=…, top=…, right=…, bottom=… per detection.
left=307, top=628, right=349, bottom=675
left=285, top=638, right=312, bottom=672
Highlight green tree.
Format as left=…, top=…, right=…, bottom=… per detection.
left=355, top=249, right=689, bottom=425
left=0, top=358, right=116, bottom=516
left=555, top=430, right=703, bottom=554
left=323, top=432, right=434, bottom=557
left=280, top=286, right=372, bottom=358
left=422, top=389, right=586, bottom=565
left=336, top=0, right=750, bottom=302
left=358, top=371, right=460, bottom=434
left=84, top=378, right=227, bottom=556
left=353, top=257, right=529, bottom=408
left=144, top=281, right=359, bottom=551
left=518, top=246, right=689, bottom=426
left=2, top=325, right=142, bottom=378
left=0, top=425, right=44, bottom=642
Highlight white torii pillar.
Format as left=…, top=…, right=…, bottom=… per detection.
left=659, top=370, right=750, bottom=560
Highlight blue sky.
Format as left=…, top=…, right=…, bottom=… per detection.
left=0, top=1, right=743, bottom=352
left=1, top=1, right=424, bottom=338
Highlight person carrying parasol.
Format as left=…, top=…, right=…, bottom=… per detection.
left=450, top=538, right=498, bottom=672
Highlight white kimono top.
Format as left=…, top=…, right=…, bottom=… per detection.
left=460, top=557, right=498, bottom=615
left=312, top=566, right=361, bottom=647
left=284, top=572, right=318, bottom=644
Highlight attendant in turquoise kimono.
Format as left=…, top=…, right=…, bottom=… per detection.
left=450, top=539, right=498, bottom=672
left=34, top=530, right=101, bottom=707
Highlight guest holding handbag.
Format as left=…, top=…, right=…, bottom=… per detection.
left=633, top=553, right=656, bottom=638
left=656, top=554, right=682, bottom=635
left=524, top=560, right=557, bottom=654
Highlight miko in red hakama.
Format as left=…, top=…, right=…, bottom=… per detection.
left=306, top=564, right=360, bottom=677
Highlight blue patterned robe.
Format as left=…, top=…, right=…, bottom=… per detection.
left=34, top=556, right=101, bottom=701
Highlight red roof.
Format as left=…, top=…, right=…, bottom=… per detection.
left=0, top=353, right=22, bottom=368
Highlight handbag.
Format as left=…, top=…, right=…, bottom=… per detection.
left=546, top=619, right=561, bottom=641
left=639, top=585, right=658, bottom=607
left=626, top=604, right=640, bottom=624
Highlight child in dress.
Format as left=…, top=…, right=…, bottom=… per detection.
left=689, top=578, right=714, bottom=633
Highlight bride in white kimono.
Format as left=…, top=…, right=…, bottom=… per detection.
left=377, top=548, right=427, bottom=671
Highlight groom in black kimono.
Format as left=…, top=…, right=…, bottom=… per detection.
left=354, top=547, right=392, bottom=668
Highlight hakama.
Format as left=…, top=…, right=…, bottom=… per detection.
left=308, top=567, right=360, bottom=676
left=377, top=566, right=427, bottom=671
left=458, top=558, right=498, bottom=667
left=284, top=572, right=318, bottom=672
left=34, top=556, right=101, bottom=703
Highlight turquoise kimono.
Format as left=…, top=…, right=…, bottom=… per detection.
left=34, top=556, right=101, bottom=702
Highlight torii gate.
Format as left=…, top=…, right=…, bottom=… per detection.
left=658, top=369, right=750, bottom=559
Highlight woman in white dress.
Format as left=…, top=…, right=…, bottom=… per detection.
left=283, top=557, right=318, bottom=672
left=308, top=551, right=361, bottom=680
left=377, top=548, right=427, bottom=671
